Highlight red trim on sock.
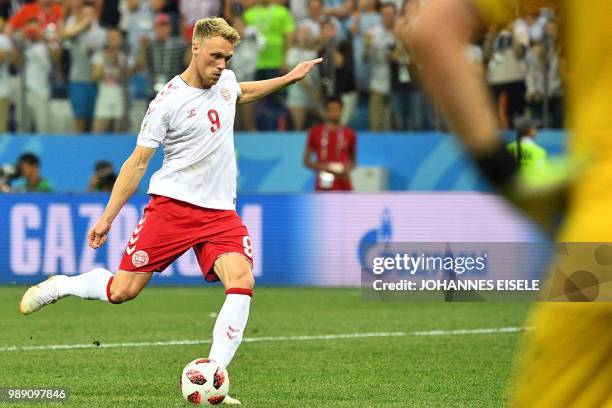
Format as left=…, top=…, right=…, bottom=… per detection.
left=225, top=288, right=253, bottom=297
left=106, top=276, right=117, bottom=303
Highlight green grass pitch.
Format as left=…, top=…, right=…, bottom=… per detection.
left=0, top=286, right=530, bottom=407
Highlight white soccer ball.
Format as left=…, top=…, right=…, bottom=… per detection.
left=180, top=358, right=229, bottom=405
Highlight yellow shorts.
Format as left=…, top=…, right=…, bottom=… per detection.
left=509, top=303, right=612, bottom=408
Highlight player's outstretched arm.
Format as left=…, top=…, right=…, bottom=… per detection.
left=88, top=146, right=156, bottom=249
left=237, top=58, right=323, bottom=105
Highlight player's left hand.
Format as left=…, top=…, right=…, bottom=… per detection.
left=285, top=58, right=323, bottom=85
left=88, top=218, right=112, bottom=249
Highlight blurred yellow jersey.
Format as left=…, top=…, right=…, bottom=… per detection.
left=472, top=2, right=612, bottom=408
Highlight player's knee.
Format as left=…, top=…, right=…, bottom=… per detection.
left=227, top=267, right=255, bottom=290
left=109, top=287, right=138, bottom=304
left=242, top=271, right=255, bottom=289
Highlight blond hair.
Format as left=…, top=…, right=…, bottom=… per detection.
left=192, top=17, right=241, bottom=46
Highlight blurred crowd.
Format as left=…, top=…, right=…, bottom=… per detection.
left=0, top=0, right=563, bottom=134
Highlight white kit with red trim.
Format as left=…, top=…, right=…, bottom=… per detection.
left=137, top=71, right=241, bottom=210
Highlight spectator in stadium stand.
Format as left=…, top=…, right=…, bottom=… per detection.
left=243, top=0, right=295, bottom=82
left=303, top=97, right=356, bottom=191
left=388, top=0, right=433, bottom=131
left=119, top=0, right=154, bottom=60
left=150, top=0, right=178, bottom=14
left=227, top=0, right=247, bottom=17
left=286, top=25, right=320, bottom=130
left=318, top=17, right=357, bottom=126
left=363, top=1, right=396, bottom=131
left=5, top=0, right=63, bottom=37
left=289, top=0, right=309, bottom=22
left=14, top=17, right=60, bottom=133
left=178, top=0, right=227, bottom=43
left=230, top=16, right=261, bottom=131
left=243, top=0, right=295, bottom=129
left=347, top=0, right=381, bottom=94
left=525, top=18, right=563, bottom=128
left=61, top=0, right=106, bottom=133
left=92, top=28, right=127, bottom=132
left=388, top=27, right=412, bottom=130
left=94, top=0, right=120, bottom=28
left=135, top=12, right=189, bottom=100
left=0, top=2, right=15, bottom=21
left=149, top=0, right=180, bottom=33
left=87, top=160, right=117, bottom=192
left=11, top=152, right=54, bottom=192
left=299, top=0, right=342, bottom=45
left=322, top=0, right=354, bottom=22
left=484, top=21, right=528, bottom=129
left=118, top=0, right=154, bottom=100
left=0, top=19, right=14, bottom=133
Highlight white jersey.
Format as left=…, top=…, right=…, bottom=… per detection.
left=137, top=71, right=241, bottom=210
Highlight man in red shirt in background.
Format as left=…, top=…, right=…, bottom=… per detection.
left=304, top=97, right=357, bottom=191
left=5, top=0, right=63, bottom=36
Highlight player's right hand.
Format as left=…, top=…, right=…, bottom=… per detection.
left=88, top=218, right=112, bottom=249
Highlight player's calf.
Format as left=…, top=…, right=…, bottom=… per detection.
left=20, top=268, right=116, bottom=314
left=107, top=270, right=153, bottom=304
left=19, top=269, right=153, bottom=314
left=107, top=287, right=137, bottom=304
left=208, top=254, right=254, bottom=368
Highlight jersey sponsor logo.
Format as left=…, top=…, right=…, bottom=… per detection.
left=220, top=88, right=231, bottom=102
left=187, top=108, right=196, bottom=118
left=132, top=250, right=149, bottom=268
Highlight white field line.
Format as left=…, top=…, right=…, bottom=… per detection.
left=413, top=326, right=531, bottom=336
left=0, top=327, right=529, bottom=352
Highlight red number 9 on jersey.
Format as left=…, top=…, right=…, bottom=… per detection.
left=208, top=109, right=221, bottom=133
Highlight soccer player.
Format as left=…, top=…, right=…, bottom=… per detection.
left=401, top=1, right=612, bottom=407
left=19, top=17, right=321, bottom=404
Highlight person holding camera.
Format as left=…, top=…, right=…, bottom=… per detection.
left=87, top=160, right=117, bottom=192
left=363, top=2, right=397, bottom=131
left=3, top=152, right=54, bottom=192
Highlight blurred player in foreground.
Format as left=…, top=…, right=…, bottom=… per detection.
left=402, top=1, right=612, bottom=406
left=20, top=17, right=321, bottom=405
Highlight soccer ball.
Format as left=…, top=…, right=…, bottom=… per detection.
left=180, top=358, right=229, bottom=405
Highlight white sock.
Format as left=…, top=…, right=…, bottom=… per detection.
left=56, top=268, right=114, bottom=301
left=208, top=292, right=252, bottom=368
